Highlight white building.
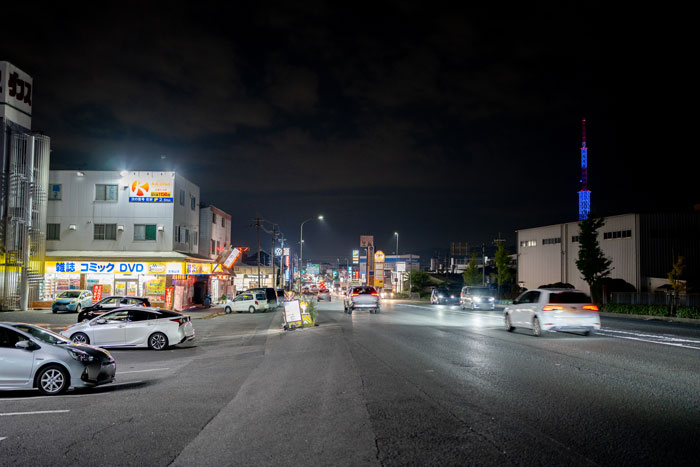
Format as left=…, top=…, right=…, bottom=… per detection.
left=198, top=205, right=232, bottom=260
left=43, top=170, right=214, bottom=309
left=517, top=212, right=700, bottom=294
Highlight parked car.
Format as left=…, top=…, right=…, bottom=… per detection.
left=223, top=292, right=270, bottom=314
left=430, top=288, right=460, bottom=305
left=246, top=288, right=278, bottom=307
left=504, top=289, right=601, bottom=336
left=460, top=286, right=495, bottom=310
left=277, top=289, right=286, bottom=303
left=318, top=289, right=331, bottom=301
left=77, top=296, right=151, bottom=322
left=52, top=290, right=93, bottom=314
left=0, top=322, right=116, bottom=395
left=61, top=308, right=195, bottom=350
left=344, top=286, right=380, bottom=314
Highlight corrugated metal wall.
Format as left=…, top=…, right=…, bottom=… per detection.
left=640, top=213, right=700, bottom=281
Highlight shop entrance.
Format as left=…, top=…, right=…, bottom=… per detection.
left=114, top=279, right=139, bottom=297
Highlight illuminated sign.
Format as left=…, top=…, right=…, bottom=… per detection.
left=307, top=264, right=320, bottom=275
left=47, top=261, right=185, bottom=275
left=126, top=172, right=174, bottom=203
left=186, top=263, right=213, bottom=274
left=352, top=250, right=359, bottom=264
left=374, top=250, right=385, bottom=263
left=223, top=247, right=245, bottom=269
left=0, top=61, right=33, bottom=129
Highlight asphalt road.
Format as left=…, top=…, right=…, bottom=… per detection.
left=1, top=300, right=700, bottom=466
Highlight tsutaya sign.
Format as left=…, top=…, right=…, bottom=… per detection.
left=45, top=261, right=211, bottom=275
left=0, top=61, right=33, bottom=130
left=126, top=171, right=174, bottom=203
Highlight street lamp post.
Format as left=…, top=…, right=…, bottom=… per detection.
left=394, top=232, right=399, bottom=255
left=299, top=215, right=324, bottom=292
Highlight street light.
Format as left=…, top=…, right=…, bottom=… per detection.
left=394, top=232, right=399, bottom=256
left=299, top=215, right=324, bottom=292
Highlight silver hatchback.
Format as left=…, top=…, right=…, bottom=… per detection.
left=0, top=323, right=116, bottom=395
left=344, top=286, right=380, bottom=314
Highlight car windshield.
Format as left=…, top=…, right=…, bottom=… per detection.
left=435, top=289, right=449, bottom=295
left=353, top=287, right=376, bottom=294
left=59, top=291, right=81, bottom=298
left=470, top=288, right=490, bottom=296
left=549, top=292, right=592, bottom=303
left=11, top=324, right=71, bottom=344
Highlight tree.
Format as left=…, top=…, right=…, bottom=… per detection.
left=407, top=270, right=431, bottom=295
left=494, top=243, right=513, bottom=298
left=668, top=256, right=686, bottom=316
left=575, top=216, right=612, bottom=303
left=462, top=252, right=481, bottom=286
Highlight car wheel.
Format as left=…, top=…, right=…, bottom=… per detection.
left=75, top=304, right=81, bottom=314
left=36, top=365, right=69, bottom=395
left=375, top=308, right=380, bottom=313
left=248, top=306, right=256, bottom=313
left=148, top=332, right=169, bottom=350
left=583, top=330, right=594, bottom=336
left=71, top=332, right=90, bottom=344
left=533, top=316, right=542, bottom=337
left=52, top=309, right=57, bottom=314
left=504, top=314, right=514, bottom=332
left=225, top=306, right=232, bottom=314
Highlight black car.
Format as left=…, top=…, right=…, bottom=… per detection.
left=77, top=296, right=151, bottom=322
left=430, top=288, right=461, bottom=305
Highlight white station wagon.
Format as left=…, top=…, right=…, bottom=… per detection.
left=223, top=292, right=270, bottom=314
left=504, top=289, right=601, bottom=336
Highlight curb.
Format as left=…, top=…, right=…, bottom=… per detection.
left=201, top=311, right=226, bottom=320
left=599, top=311, right=700, bottom=325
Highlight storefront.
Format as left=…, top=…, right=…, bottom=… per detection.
left=43, top=260, right=215, bottom=310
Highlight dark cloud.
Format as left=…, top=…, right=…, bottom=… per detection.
left=2, top=2, right=680, bottom=259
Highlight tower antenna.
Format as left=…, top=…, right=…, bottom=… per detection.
left=578, top=119, right=591, bottom=220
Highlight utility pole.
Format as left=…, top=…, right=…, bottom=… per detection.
left=482, top=243, right=486, bottom=286
left=493, top=232, right=506, bottom=296
left=253, top=217, right=262, bottom=288
left=279, top=235, right=286, bottom=289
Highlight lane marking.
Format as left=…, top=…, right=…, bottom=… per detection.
left=0, top=437, right=7, bottom=442
left=0, top=410, right=70, bottom=416
left=596, top=329, right=700, bottom=351
left=401, top=304, right=502, bottom=318
left=119, top=368, right=169, bottom=374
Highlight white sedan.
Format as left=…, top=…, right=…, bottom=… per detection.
left=61, top=307, right=195, bottom=350
left=504, top=289, right=601, bottom=336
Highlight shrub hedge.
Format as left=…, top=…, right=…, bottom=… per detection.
left=601, top=303, right=700, bottom=320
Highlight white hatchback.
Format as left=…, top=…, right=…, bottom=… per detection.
left=223, top=292, right=270, bottom=314
left=504, top=289, right=601, bottom=336
left=61, top=307, right=195, bottom=350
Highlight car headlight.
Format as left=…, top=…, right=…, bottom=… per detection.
left=67, top=348, right=94, bottom=362
left=474, top=297, right=482, bottom=302
left=489, top=297, right=494, bottom=301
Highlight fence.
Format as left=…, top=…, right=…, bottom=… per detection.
left=610, top=292, right=700, bottom=307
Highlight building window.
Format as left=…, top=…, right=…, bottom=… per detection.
left=519, top=240, right=537, bottom=248
left=185, top=229, right=190, bottom=244
left=94, top=224, right=117, bottom=240
left=134, top=224, right=156, bottom=241
left=47, top=223, right=60, bottom=240
left=571, top=236, right=579, bottom=243
left=194, top=233, right=198, bottom=246
left=604, top=230, right=632, bottom=240
left=221, top=216, right=225, bottom=227
left=212, top=212, right=216, bottom=224
left=95, top=184, right=118, bottom=201
left=211, top=239, right=215, bottom=255
left=179, top=190, right=185, bottom=206
left=49, top=184, right=62, bottom=200
left=542, top=237, right=561, bottom=245
left=190, top=195, right=196, bottom=210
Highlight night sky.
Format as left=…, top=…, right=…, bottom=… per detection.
left=1, top=3, right=691, bottom=262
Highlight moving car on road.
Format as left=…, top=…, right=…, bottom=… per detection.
left=0, top=322, right=116, bottom=395
left=460, top=286, right=495, bottom=310
left=504, top=289, right=601, bottom=336
left=77, top=296, right=151, bottom=322
left=380, top=289, right=394, bottom=299
left=52, top=290, right=93, bottom=314
left=318, top=288, right=331, bottom=301
left=62, top=308, right=195, bottom=350
left=430, top=288, right=460, bottom=305
left=344, top=286, right=380, bottom=314
left=223, top=292, right=271, bottom=314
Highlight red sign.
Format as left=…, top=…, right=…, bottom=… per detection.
left=92, top=284, right=103, bottom=304
left=164, top=286, right=174, bottom=310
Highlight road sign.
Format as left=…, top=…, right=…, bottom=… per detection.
left=275, top=247, right=282, bottom=256
left=360, top=235, right=374, bottom=247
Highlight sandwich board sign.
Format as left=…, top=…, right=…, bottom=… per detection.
left=284, top=300, right=303, bottom=328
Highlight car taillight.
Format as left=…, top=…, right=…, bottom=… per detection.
left=351, top=292, right=359, bottom=296
left=170, top=318, right=184, bottom=326
left=542, top=305, right=563, bottom=311
left=583, top=305, right=599, bottom=311
left=255, top=301, right=259, bottom=305
left=371, top=292, right=378, bottom=296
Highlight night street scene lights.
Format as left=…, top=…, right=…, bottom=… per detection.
left=298, top=215, right=324, bottom=292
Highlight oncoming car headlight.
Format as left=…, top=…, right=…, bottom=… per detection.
left=67, top=348, right=94, bottom=362
left=473, top=297, right=482, bottom=302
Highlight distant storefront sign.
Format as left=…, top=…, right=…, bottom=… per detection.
left=0, top=61, right=33, bottom=129
left=127, top=172, right=174, bottom=203
left=46, top=261, right=205, bottom=275
left=223, top=247, right=245, bottom=269
left=352, top=249, right=360, bottom=264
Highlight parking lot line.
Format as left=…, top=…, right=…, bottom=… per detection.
left=119, top=368, right=170, bottom=374
left=0, top=410, right=70, bottom=416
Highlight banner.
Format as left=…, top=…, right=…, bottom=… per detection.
left=164, top=286, right=174, bottom=310
left=127, top=171, right=174, bottom=203
left=92, top=284, right=103, bottom=304
left=145, top=277, right=166, bottom=296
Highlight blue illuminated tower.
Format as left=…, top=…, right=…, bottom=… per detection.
left=578, top=119, right=591, bottom=220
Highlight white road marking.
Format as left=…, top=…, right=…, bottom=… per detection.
left=119, top=368, right=170, bottom=374
left=401, top=304, right=502, bottom=318
left=0, top=410, right=70, bottom=416
left=597, top=329, right=700, bottom=351
left=0, top=437, right=7, bottom=442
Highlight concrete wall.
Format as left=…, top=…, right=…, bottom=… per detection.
left=198, top=205, right=232, bottom=259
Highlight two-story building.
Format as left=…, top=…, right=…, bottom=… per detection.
left=198, top=204, right=233, bottom=301
left=43, top=170, right=214, bottom=309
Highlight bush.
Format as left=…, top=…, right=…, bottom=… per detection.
left=676, top=307, right=700, bottom=319
left=601, top=303, right=700, bottom=319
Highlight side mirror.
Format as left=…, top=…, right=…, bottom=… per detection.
left=512, top=299, right=519, bottom=305
left=15, top=340, right=34, bottom=350
left=96, top=318, right=107, bottom=325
